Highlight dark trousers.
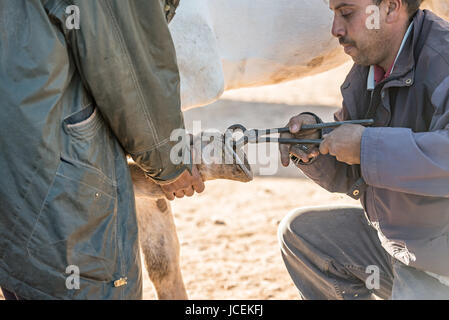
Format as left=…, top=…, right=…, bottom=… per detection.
left=278, top=205, right=449, bottom=300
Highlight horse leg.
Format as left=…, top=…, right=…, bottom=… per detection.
left=130, top=130, right=254, bottom=300
left=135, top=196, right=188, bottom=300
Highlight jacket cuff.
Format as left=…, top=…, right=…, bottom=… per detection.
left=291, top=154, right=318, bottom=166
left=361, top=127, right=383, bottom=186
left=132, top=139, right=193, bottom=184
left=297, top=152, right=330, bottom=172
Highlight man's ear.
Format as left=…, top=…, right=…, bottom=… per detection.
left=384, top=0, right=403, bottom=23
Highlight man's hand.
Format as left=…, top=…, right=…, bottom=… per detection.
left=319, top=124, right=365, bottom=165
left=160, top=164, right=205, bottom=201
left=280, top=114, right=321, bottom=166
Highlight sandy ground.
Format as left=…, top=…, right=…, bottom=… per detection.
left=1, top=63, right=360, bottom=301
left=142, top=177, right=359, bottom=300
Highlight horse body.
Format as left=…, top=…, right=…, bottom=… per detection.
left=169, top=0, right=347, bottom=110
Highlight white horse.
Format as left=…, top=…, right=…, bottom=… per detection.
left=135, top=0, right=449, bottom=299
left=171, top=0, right=448, bottom=110
left=170, top=0, right=347, bottom=110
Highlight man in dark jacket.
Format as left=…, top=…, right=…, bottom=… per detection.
left=0, top=0, right=204, bottom=299
left=278, top=0, right=449, bottom=299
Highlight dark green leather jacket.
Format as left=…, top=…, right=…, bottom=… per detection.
left=0, top=0, right=186, bottom=299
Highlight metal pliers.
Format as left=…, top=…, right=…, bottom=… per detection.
left=226, top=119, right=374, bottom=149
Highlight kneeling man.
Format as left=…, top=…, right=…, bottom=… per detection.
left=278, top=0, right=449, bottom=299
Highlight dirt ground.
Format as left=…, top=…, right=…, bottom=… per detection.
left=1, top=63, right=360, bottom=300
left=142, top=177, right=358, bottom=300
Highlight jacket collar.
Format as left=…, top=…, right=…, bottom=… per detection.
left=340, top=10, right=428, bottom=120
left=382, top=10, right=428, bottom=88
left=362, top=9, right=428, bottom=91
left=367, top=21, right=415, bottom=90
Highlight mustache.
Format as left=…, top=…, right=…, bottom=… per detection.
left=339, top=37, right=356, bottom=47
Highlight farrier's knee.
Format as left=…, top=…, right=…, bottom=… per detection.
left=278, top=205, right=364, bottom=249
left=277, top=206, right=320, bottom=250
left=278, top=206, right=326, bottom=236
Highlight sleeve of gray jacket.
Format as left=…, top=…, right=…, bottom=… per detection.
left=298, top=106, right=361, bottom=194
left=63, top=0, right=190, bottom=183
left=361, top=76, right=449, bottom=197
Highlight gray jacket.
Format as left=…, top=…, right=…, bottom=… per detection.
left=0, top=0, right=187, bottom=299
left=300, top=10, right=449, bottom=277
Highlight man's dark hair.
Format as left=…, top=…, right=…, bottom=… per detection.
left=374, top=0, right=424, bottom=17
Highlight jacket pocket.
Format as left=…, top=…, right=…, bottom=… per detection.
left=62, top=104, right=117, bottom=186
left=26, top=104, right=120, bottom=283
left=26, top=156, right=118, bottom=282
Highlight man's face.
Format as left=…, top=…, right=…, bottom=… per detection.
left=329, top=0, right=392, bottom=66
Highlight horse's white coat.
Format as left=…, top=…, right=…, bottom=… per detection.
left=169, top=0, right=449, bottom=111
left=425, top=0, right=449, bottom=21
left=169, top=0, right=347, bottom=110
